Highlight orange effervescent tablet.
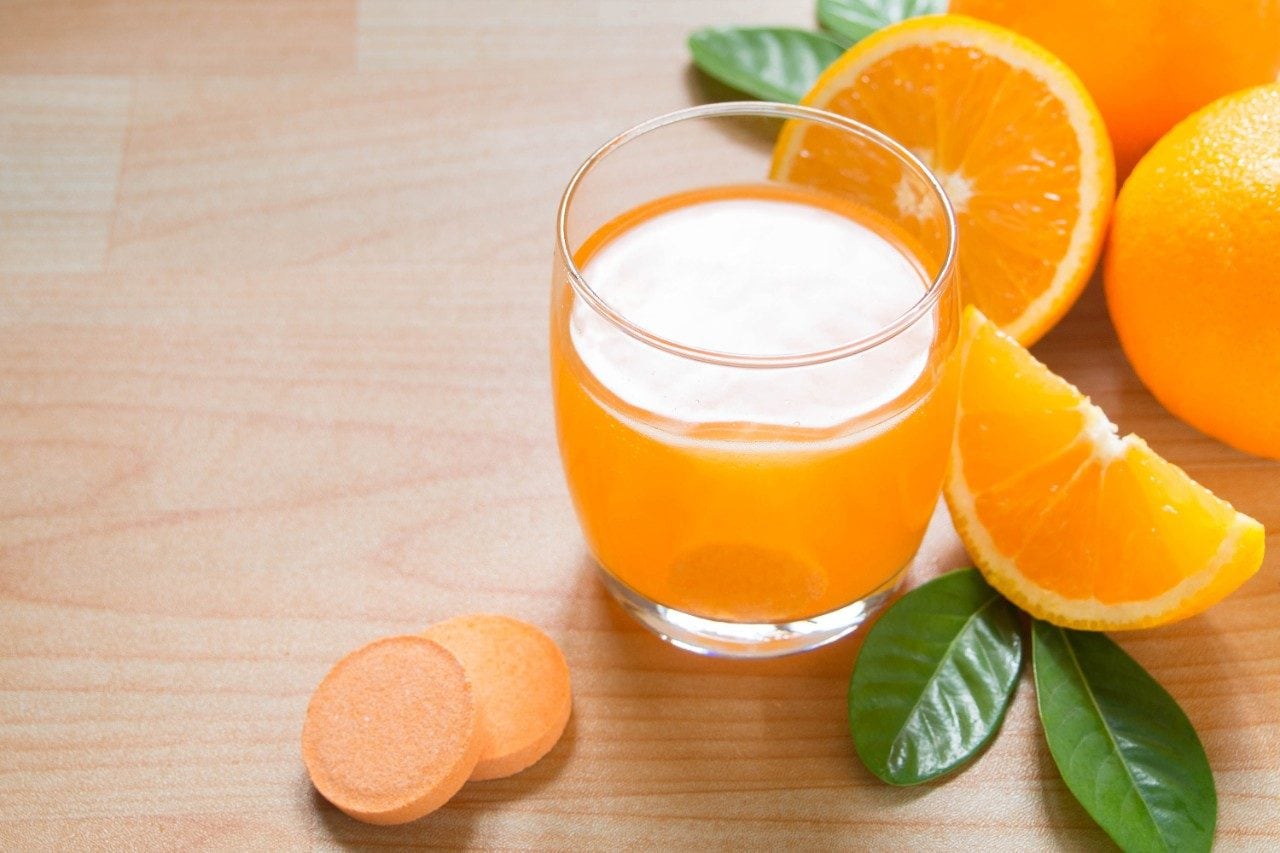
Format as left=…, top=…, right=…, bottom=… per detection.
left=424, top=614, right=572, bottom=781
left=301, top=635, right=481, bottom=825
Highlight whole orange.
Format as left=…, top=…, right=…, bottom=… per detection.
left=1105, top=84, right=1280, bottom=459
left=950, top=0, right=1280, bottom=175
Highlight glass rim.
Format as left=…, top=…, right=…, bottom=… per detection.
left=556, top=101, right=958, bottom=369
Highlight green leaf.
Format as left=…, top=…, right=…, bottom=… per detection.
left=1032, top=622, right=1216, bottom=853
left=817, top=0, right=947, bottom=44
left=687, top=27, right=846, bottom=104
left=818, top=28, right=856, bottom=50
left=849, top=568, right=1023, bottom=785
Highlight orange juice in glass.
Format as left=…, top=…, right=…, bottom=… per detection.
left=552, top=103, right=959, bottom=656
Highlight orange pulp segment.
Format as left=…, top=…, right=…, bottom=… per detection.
left=944, top=307, right=1264, bottom=630
left=772, top=14, right=1114, bottom=345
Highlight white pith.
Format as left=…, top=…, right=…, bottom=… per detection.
left=903, top=146, right=975, bottom=217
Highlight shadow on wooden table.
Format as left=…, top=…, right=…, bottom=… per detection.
left=307, top=546, right=1248, bottom=847
left=310, top=711, right=578, bottom=848
left=309, top=683, right=579, bottom=847
left=569, top=543, right=1250, bottom=847
left=681, top=65, right=781, bottom=153
left=560, top=558, right=950, bottom=837
left=1032, top=736, right=1118, bottom=850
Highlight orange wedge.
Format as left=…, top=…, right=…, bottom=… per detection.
left=944, top=307, right=1265, bottom=630
left=772, top=14, right=1114, bottom=345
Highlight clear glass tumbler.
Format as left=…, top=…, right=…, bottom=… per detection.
left=551, top=102, right=959, bottom=657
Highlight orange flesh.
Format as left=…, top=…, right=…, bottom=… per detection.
left=301, top=636, right=480, bottom=825
left=773, top=17, right=1112, bottom=345
left=784, top=44, right=1081, bottom=331
left=552, top=183, right=958, bottom=623
left=947, top=309, right=1264, bottom=628
left=423, top=614, right=572, bottom=781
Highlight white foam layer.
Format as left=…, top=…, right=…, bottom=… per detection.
left=570, top=195, right=934, bottom=429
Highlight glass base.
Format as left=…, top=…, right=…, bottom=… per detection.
left=599, top=570, right=902, bottom=658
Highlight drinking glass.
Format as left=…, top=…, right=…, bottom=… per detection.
left=551, top=102, right=959, bottom=657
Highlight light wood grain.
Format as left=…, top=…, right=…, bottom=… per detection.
left=0, top=76, right=131, bottom=272
left=1, top=1, right=1277, bottom=849
left=0, top=1, right=356, bottom=74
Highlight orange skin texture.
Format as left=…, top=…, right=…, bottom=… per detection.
left=424, top=614, right=572, bottom=781
left=301, top=636, right=481, bottom=825
left=951, top=0, right=1280, bottom=175
left=1105, top=84, right=1280, bottom=459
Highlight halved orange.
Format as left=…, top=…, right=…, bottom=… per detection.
left=772, top=14, right=1115, bottom=345
left=944, top=307, right=1265, bottom=630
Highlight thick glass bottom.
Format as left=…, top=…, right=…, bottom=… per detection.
left=599, top=567, right=903, bottom=658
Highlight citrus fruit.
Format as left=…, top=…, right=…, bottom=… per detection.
left=951, top=0, right=1280, bottom=175
left=1105, top=84, right=1280, bottom=460
left=944, top=306, right=1265, bottom=631
left=773, top=14, right=1114, bottom=346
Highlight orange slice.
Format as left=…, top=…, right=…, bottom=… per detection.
left=772, top=14, right=1114, bottom=345
left=944, top=307, right=1265, bottom=630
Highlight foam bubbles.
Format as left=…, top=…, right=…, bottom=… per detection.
left=570, top=196, right=934, bottom=429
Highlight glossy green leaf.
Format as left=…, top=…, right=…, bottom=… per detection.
left=687, top=27, right=846, bottom=103
left=849, top=568, right=1023, bottom=785
left=817, top=0, right=947, bottom=44
left=1033, top=622, right=1216, bottom=853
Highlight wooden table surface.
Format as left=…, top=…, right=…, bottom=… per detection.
left=2, top=2, right=1277, bottom=849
